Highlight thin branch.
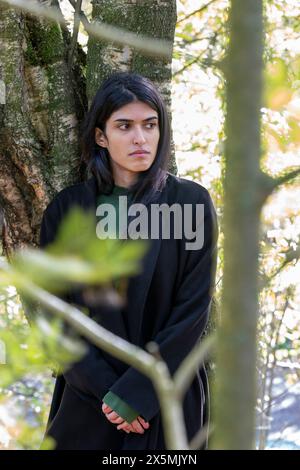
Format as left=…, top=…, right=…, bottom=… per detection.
left=269, top=245, right=300, bottom=280
left=264, top=302, right=289, bottom=426
left=68, top=0, right=82, bottom=67
left=261, top=167, right=300, bottom=200
left=257, top=167, right=300, bottom=208
left=0, top=0, right=172, bottom=58
left=173, top=54, right=202, bottom=77
left=175, top=22, right=225, bottom=53
left=67, top=0, right=89, bottom=26
left=174, top=334, right=215, bottom=398
left=257, top=362, right=300, bottom=418
left=273, top=167, right=300, bottom=188
left=177, top=0, right=217, bottom=25
left=173, top=53, right=220, bottom=77
left=190, top=423, right=213, bottom=450
left=176, top=34, right=218, bottom=46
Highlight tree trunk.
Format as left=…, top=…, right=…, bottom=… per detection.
left=211, top=0, right=264, bottom=449
left=0, top=1, right=85, bottom=254
left=87, top=0, right=177, bottom=172
left=0, top=0, right=176, bottom=255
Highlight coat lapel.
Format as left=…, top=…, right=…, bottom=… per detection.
left=77, top=175, right=168, bottom=344
left=125, top=184, right=168, bottom=344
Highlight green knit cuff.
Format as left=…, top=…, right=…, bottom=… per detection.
left=103, top=391, right=139, bottom=424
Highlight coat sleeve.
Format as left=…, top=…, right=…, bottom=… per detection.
left=39, top=196, right=120, bottom=406
left=107, top=189, right=218, bottom=422
left=102, top=391, right=139, bottom=423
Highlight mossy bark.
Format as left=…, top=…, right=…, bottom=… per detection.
left=0, top=2, right=86, bottom=254
left=87, top=0, right=177, bottom=173
left=0, top=0, right=176, bottom=255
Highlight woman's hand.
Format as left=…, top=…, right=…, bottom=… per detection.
left=102, top=403, right=150, bottom=434
left=117, top=415, right=150, bottom=434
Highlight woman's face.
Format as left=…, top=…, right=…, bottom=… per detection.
left=95, top=100, right=160, bottom=187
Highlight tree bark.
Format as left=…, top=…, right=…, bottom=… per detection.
left=87, top=0, right=177, bottom=173
left=0, top=1, right=85, bottom=254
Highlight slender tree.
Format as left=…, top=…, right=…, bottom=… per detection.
left=211, top=0, right=300, bottom=449
left=211, top=0, right=264, bottom=449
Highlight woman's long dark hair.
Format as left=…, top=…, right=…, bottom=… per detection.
left=80, top=72, right=171, bottom=205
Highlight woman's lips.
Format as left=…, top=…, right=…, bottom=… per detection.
left=129, top=151, right=150, bottom=157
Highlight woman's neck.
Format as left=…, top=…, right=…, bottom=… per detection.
left=112, top=166, right=138, bottom=188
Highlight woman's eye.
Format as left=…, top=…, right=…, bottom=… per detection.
left=118, top=123, right=156, bottom=130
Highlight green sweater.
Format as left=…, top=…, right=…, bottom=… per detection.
left=97, top=184, right=140, bottom=424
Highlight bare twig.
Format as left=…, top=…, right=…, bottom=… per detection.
left=67, top=0, right=89, bottom=26
left=269, top=244, right=300, bottom=280
left=273, top=167, right=300, bottom=188
left=68, top=0, right=82, bottom=67
left=173, top=53, right=220, bottom=77
left=190, top=423, right=213, bottom=450
left=259, top=167, right=300, bottom=204
left=174, top=334, right=215, bottom=398
left=177, top=0, right=217, bottom=25
left=176, top=34, right=218, bottom=46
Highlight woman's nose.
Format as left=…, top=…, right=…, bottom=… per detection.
left=133, top=127, right=146, bottom=144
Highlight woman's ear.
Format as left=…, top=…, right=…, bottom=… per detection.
left=95, top=127, right=107, bottom=148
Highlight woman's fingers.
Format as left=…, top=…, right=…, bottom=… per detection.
left=117, top=417, right=150, bottom=434
left=116, top=420, right=130, bottom=431
left=117, top=421, right=140, bottom=434
left=101, top=405, right=150, bottom=435
left=105, top=411, right=121, bottom=423
left=125, top=424, right=136, bottom=433
left=119, top=418, right=144, bottom=434
left=110, top=415, right=124, bottom=424
left=138, top=416, right=150, bottom=429
left=131, top=419, right=144, bottom=434
left=102, top=403, right=112, bottom=414
left=119, top=424, right=131, bottom=433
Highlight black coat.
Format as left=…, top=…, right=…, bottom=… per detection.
left=39, top=172, right=218, bottom=450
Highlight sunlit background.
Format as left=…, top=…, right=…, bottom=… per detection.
left=0, top=0, right=299, bottom=450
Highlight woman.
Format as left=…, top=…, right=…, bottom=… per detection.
left=40, top=72, right=218, bottom=450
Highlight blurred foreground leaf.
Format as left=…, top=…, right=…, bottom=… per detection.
left=10, top=208, right=148, bottom=294
left=0, top=315, right=86, bottom=388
